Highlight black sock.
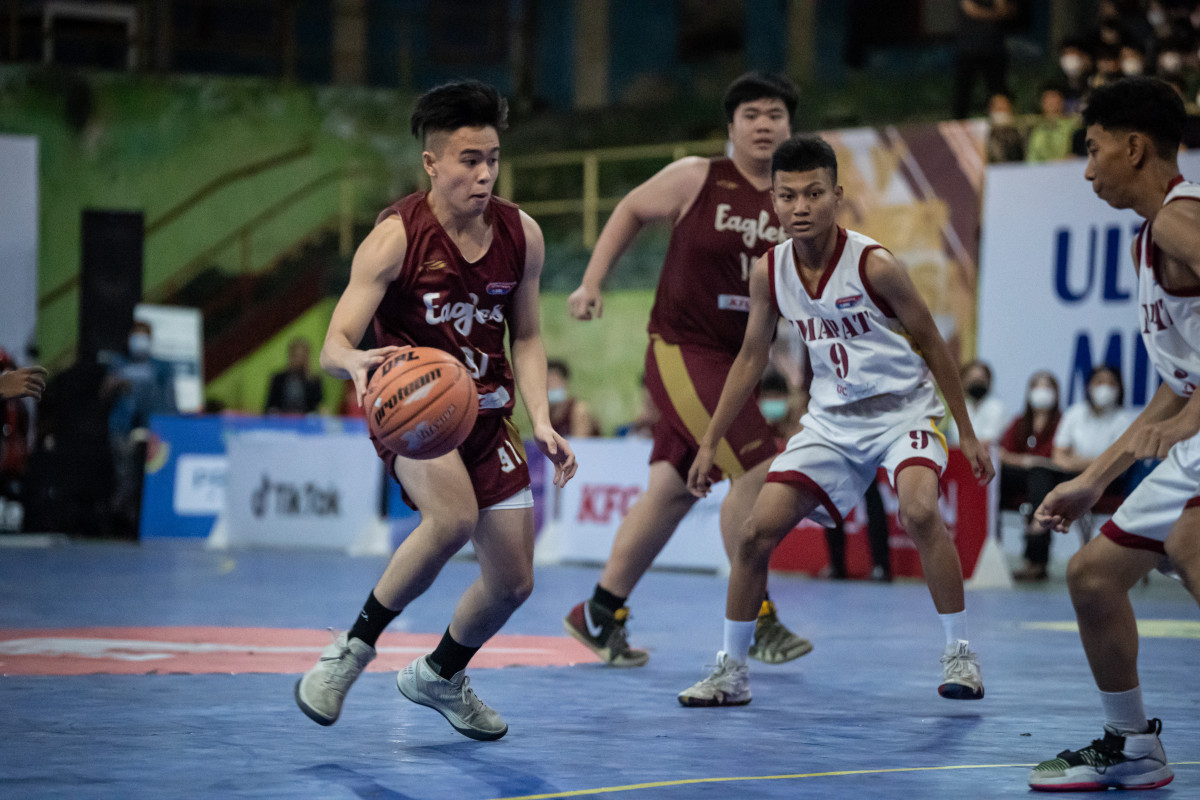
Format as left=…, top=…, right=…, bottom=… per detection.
left=591, top=585, right=626, bottom=615
left=347, top=590, right=402, bottom=648
left=428, top=628, right=480, bottom=680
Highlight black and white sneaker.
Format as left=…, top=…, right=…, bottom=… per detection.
left=1029, top=718, right=1174, bottom=791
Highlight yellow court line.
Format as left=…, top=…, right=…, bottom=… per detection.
left=487, top=762, right=1200, bottom=800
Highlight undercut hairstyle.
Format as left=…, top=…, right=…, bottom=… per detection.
left=771, top=134, right=838, bottom=183
left=723, top=72, right=799, bottom=123
left=410, top=80, right=509, bottom=143
left=1081, top=76, right=1185, bottom=159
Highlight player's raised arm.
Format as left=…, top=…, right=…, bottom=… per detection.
left=511, top=211, right=577, bottom=487
left=321, top=216, right=409, bottom=407
left=863, top=249, right=993, bottom=485
left=568, top=156, right=710, bottom=320
left=687, top=253, right=779, bottom=496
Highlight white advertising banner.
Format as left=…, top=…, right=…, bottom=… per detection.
left=978, top=153, right=1200, bottom=416
left=547, top=438, right=729, bottom=571
left=214, top=433, right=385, bottom=553
left=0, top=135, right=38, bottom=360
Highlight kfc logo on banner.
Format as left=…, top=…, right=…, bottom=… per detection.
left=577, top=485, right=642, bottom=524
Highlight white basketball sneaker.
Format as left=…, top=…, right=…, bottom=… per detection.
left=677, top=651, right=752, bottom=707
left=1028, top=719, right=1174, bottom=791
left=938, top=640, right=984, bottom=700
left=294, top=631, right=376, bottom=725
left=396, top=655, right=508, bottom=741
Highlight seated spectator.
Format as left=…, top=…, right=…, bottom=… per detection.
left=985, top=92, right=1025, bottom=163
left=948, top=359, right=1008, bottom=447
left=614, top=374, right=658, bottom=439
left=1055, top=37, right=1094, bottom=113
left=1053, top=364, right=1135, bottom=475
left=265, top=337, right=323, bottom=414
left=1025, top=84, right=1079, bottom=162
left=998, top=370, right=1065, bottom=581
left=547, top=359, right=602, bottom=437
left=758, top=368, right=802, bottom=441
left=1090, top=46, right=1124, bottom=89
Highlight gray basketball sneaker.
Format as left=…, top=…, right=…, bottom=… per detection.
left=294, top=631, right=376, bottom=725
left=397, top=655, right=508, bottom=741
left=677, top=650, right=752, bottom=707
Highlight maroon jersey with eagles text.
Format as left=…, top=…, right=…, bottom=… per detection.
left=647, top=157, right=786, bottom=355
left=372, top=192, right=526, bottom=416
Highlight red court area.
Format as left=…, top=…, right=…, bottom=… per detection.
left=0, top=627, right=599, bottom=676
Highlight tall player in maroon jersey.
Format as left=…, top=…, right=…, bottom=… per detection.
left=562, top=73, right=811, bottom=667
left=295, top=81, right=576, bottom=741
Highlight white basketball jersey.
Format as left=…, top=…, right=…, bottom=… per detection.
left=1134, top=176, right=1200, bottom=397
left=769, top=227, right=932, bottom=414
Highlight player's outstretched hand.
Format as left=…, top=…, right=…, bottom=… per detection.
left=959, top=435, right=995, bottom=485
left=1034, top=476, right=1103, bottom=534
left=0, top=365, right=48, bottom=401
left=349, top=345, right=409, bottom=408
left=1130, top=413, right=1200, bottom=460
left=687, top=443, right=717, bottom=498
left=567, top=283, right=603, bottom=320
left=533, top=424, right=577, bottom=488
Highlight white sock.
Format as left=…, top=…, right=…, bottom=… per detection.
left=723, top=618, right=756, bottom=664
left=939, top=611, right=968, bottom=647
left=1100, top=687, right=1148, bottom=734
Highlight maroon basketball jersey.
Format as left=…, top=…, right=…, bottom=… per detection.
left=647, top=158, right=785, bottom=355
left=372, top=192, right=526, bottom=416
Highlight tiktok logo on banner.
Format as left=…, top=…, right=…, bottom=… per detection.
left=250, top=474, right=340, bottom=518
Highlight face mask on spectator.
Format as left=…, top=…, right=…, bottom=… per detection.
left=1028, top=386, right=1056, bottom=410
left=759, top=398, right=789, bottom=422
left=547, top=387, right=567, bottom=404
left=1159, top=52, right=1183, bottom=75
left=1060, top=53, right=1086, bottom=78
left=128, top=332, right=151, bottom=359
left=1148, top=6, right=1167, bottom=29
left=1122, top=57, right=1144, bottom=76
left=1089, top=384, right=1119, bottom=409
left=966, top=382, right=989, bottom=401
left=989, top=110, right=1014, bottom=127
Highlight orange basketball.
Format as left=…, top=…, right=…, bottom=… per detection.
left=365, top=347, right=479, bottom=459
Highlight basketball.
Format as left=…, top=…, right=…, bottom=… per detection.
left=366, top=347, right=479, bottom=459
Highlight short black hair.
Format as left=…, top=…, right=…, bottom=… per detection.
left=547, top=359, right=569, bottom=380
left=759, top=369, right=789, bottom=395
left=410, top=80, right=509, bottom=142
left=1082, top=76, right=1185, bottom=158
left=771, top=134, right=837, bottom=183
left=723, top=72, right=799, bottom=123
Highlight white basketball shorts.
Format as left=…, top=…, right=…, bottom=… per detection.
left=1102, top=430, right=1200, bottom=553
left=767, top=384, right=947, bottom=528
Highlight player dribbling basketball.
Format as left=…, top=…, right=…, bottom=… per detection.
left=295, top=80, right=576, bottom=741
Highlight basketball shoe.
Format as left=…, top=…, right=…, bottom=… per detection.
left=748, top=600, right=813, bottom=664
left=937, top=640, right=984, bottom=700
left=294, top=631, right=376, bottom=725
left=397, top=655, right=508, bottom=741
left=1028, top=719, right=1173, bottom=791
left=563, top=600, right=649, bottom=667
left=677, top=651, right=752, bottom=707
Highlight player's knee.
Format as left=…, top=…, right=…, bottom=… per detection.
left=495, top=573, right=535, bottom=609
left=898, top=498, right=939, bottom=539
left=737, top=522, right=781, bottom=564
left=1065, top=549, right=1106, bottom=599
left=429, top=509, right=479, bottom=550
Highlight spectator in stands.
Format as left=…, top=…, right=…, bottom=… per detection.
left=986, top=92, right=1025, bottom=163
left=1025, top=84, right=1079, bottom=162
left=102, top=320, right=177, bottom=536
left=949, top=359, right=1008, bottom=448
left=614, top=373, right=658, bottom=439
left=952, top=0, right=1017, bottom=120
left=547, top=359, right=602, bottom=437
left=1091, top=46, right=1124, bottom=89
left=1053, top=364, right=1136, bottom=477
left=999, top=370, right=1064, bottom=581
left=265, top=336, right=323, bottom=414
left=1055, top=38, right=1095, bottom=113
left=1120, top=42, right=1148, bottom=77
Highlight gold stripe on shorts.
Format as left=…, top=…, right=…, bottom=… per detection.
left=929, top=418, right=948, bottom=456
left=503, top=417, right=528, bottom=461
left=652, top=336, right=743, bottom=478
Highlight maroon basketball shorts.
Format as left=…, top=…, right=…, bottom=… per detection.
left=643, top=335, right=780, bottom=483
left=371, top=414, right=531, bottom=510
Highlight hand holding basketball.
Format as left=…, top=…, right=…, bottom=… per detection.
left=366, top=347, right=478, bottom=460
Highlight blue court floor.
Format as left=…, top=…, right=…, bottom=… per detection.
left=1, top=538, right=1197, bottom=799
